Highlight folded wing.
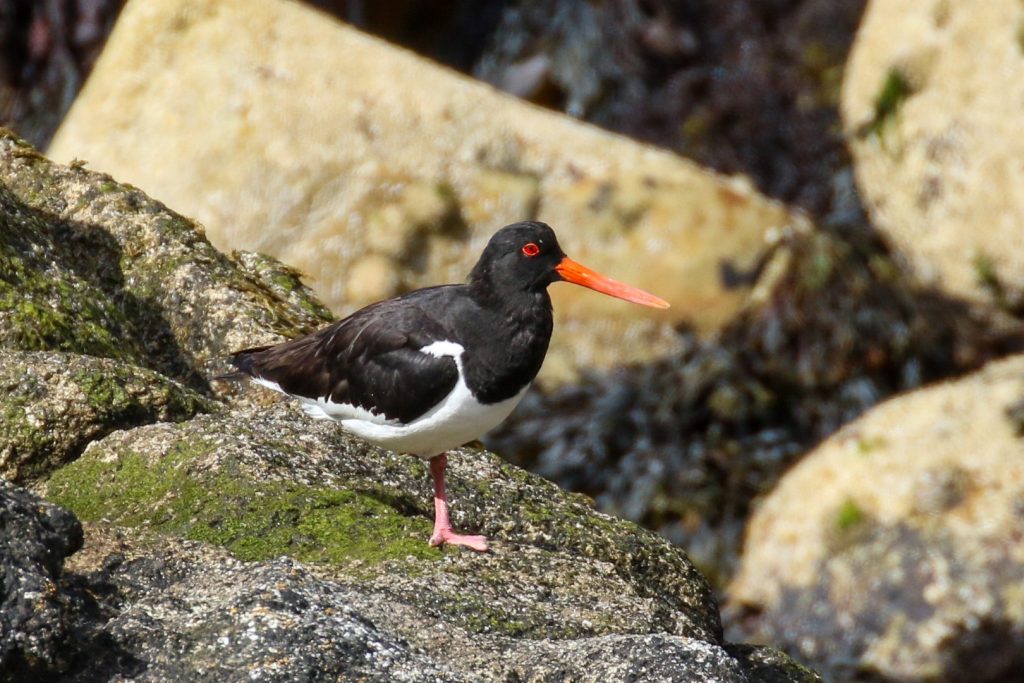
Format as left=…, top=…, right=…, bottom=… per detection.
left=230, top=298, right=460, bottom=424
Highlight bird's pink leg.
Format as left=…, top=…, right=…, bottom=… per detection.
left=428, top=453, right=488, bottom=552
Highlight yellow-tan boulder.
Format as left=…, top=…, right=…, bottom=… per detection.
left=49, top=0, right=803, bottom=382
left=729, top=354, right=1024, bottom=680
left=842, top=0, right=1024, bottom=309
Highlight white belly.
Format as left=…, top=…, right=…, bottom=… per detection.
left=338, top=377, right=527, bottom=457
left=252, top=341, right=529, bottom=457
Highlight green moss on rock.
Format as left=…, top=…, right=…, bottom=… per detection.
left=835, top=499, right=865, bottom=531
left=857, top=67, right=914, bottom=142
left=0, top=235, right=138, bottom=360
left=41, top=402, right=723, bottom=644
left=47, top=437, right=437, bottom=566
left=825, top=498, right=877, bottom=554
left=232, top=251, right=334, bottom=328
left=0, top=127, right=333, bottom=388
left=1, top=392, right=50, bottom=468
left=0, top=351, right=214, bottom=482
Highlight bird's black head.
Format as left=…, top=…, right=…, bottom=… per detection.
left=468, top=221, right=566, bottom=296
left=468, top=221, right=670, bottom=310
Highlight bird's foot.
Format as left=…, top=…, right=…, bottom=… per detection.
left=429, top=527, right=489, bottom=552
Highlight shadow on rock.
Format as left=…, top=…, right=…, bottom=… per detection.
left=47, top=213, right=210, bottom=389
left=0, top=480, right=141, bottom=681
left=731, top=522, right=1024, bottom=682
left=0, top=127, right=333, bottom=388
left=0, top=180, right=204, bottom=390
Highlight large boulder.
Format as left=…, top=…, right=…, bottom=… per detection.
left=0, top=127, right=332, bottom=387
left=37, top=402, right=818, bottom=681
left=841, top=0, right=1024, bottom=309
left=33, top=520, right=818, bottom=682
left=728, top=354, right=1024, bottom=681
left=63, top=530, right=471, bottom=683
left=47, top=0, right=805, bottom=383
left=1, top=125, right=333, bottom=482
left=44, top=402, right=722, bottom=644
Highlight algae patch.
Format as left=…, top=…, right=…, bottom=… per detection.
left=835, top=499, right=866, bottom=532
left=47, top=440, right=438, bottom=566
left=825, top=498, right=876, bottom=554
left=857, top=67, right=914, bottom=145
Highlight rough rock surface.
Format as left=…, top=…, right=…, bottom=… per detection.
left=841, top=0, right=1024, bottom=309
left=43, top=402, right=721, bottom=644
left=47, top=0, right=806, bottom=383
left=62, top=530, right=468, bottom=683
left=0, top=479, right=83, bottom=679
left=507, top=634, right=747, bottom=682
left=33, top=402, right=818, bottom=681
left=0, top=127, right=332, bottom=387
left=0, top=350, right=213, bottom=482
left=5, top=521, right=814, bottom=683
left=728, top=354, right=1024, bottom=681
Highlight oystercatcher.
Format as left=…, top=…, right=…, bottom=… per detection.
left=228, top=221, right=668, bottom=551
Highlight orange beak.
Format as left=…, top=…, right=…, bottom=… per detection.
left=555, top=257, right=670, bottom=309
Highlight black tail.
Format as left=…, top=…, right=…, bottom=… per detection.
left=213, top=345, right=273, bottom=383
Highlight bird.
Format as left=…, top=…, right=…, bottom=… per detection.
left=227, top=221, right=668, bottom=552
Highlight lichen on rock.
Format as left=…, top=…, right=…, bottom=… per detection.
left=0, top=350, right=214, bottom=482
left=0, top=127, right=332, bottom=389
left=44, top=402, right=723, bottom=644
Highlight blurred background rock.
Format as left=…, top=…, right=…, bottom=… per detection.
left=3, top=0, right=861, bottom=217
left=4, top=1, right=1024, bottom=680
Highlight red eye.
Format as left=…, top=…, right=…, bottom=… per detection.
left=522, top=242, right=540, bottom=257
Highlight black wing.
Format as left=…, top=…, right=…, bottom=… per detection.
left=230, top=292, right=461, bottom=423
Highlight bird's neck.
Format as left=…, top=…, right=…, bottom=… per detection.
left=467, top=268, right=552, bottom=321
left=461, top=272, right=553, bottom=404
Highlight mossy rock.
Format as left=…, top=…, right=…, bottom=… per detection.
left=45, top=402, right=722, bottom=644
left=0, top=128, right=332, bottom=388
left=59, top=523, right=817, bottom=682
left=43, top=402, right=818, bottom=679
left=50, top=435, right=434, bottom=566
left=0, top=350, right=214, bottom=482
left=0, top=183, right=144, bottom=362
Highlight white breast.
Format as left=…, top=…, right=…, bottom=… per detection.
left=254, top=341, right=529, bottom=458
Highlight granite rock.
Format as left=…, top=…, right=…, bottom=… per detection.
left=0, top=479, right=83, bottom=679
left=0, top=127, right=332, bottom=388
left=0, top=350, right=213, bottom=482
left=34, top=401, right=818, bottom=681
left=842, top=0, right=1024, bottom=310
left=28, top=521, right=818, bottom=682
left=48, top=0, right=808, bottom=383
left=729, top=355, right=1024, bottom=681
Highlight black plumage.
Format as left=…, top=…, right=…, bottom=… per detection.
left=230, top=295, right=459, bottom=423
left=225, top=221, right=667, bottom=552
left=229, top=222, right=560, bottom=423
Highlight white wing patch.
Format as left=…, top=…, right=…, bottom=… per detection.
left=418, top=340, right=465, bottom=358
